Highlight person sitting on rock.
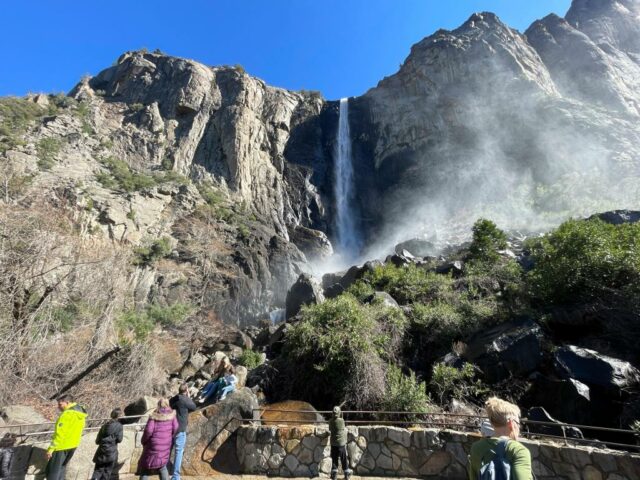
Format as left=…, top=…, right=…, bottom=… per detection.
left=196, top=364, right=237, bottom=405
left=468, top=397, right=532, bottom=480
left=328, top=406, right=351, bottom=480
left=91, top=408, right=124, bottom=480
left=0, top=434, right=16, bottom=480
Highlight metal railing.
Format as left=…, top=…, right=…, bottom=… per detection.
left=251, top=408, right=640, bottom=452
left=0, top=414, right=147, bottom=442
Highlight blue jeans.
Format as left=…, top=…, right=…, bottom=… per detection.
left=200, top=378, right=225, bottom=403
left=171, top=432, right=186, bottom=480
left=219, top=385, right=235, bottom=400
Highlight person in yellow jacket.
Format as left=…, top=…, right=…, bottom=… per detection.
left=45, top=394, right=87, bottom=480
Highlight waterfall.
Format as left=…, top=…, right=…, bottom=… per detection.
left=334, top=97, right=361, bottom=256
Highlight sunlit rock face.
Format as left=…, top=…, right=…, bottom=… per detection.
left=344, top=2, right=640, bottom=256
left=4, top=0, right=640, bottom=324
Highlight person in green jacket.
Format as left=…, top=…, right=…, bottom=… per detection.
left=468, top=397, right=532, bottom=480
left=328, top=406, right=351, bottom=480
left=46, top=394, right=88, bottom=480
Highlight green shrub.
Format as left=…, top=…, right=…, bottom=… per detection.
left=98, top=157, right=157, bottom=192
left=146, top=302, right=192, bottom=327
left=282, top=294, right=406, bottom=407
left=346, top=280, right=375, bottom=302
left=0, top=97, right=45, bottom=134
left=130, top=103, right=144, bottom=112
left=238, top=349, right=263, bottom=370
left=429, top=362, right=486, bottom=405
left=527, top=218, right=640, bottom=305
left=133, top=237, right=172, bottom=266
left=381, top=365, right=432, bottom=419
left=409, top=302, right=464, bottom=342
left=468, top=218, right=508, bottom=263
left=36, top=137, right=62, bottom=169
left=363, top=263, right=453, bottom=304
left=117, top=302, right=192, bottom=342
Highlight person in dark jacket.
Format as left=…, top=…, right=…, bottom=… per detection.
left=91, top=408, right=124, bottom=480
left=0, top=434, right=16, bottom=480
left=328, top=406, right=351, bottom=480
left=137, top=398, right=178, bottom=480
left=169, top=384, right=196, bottom=480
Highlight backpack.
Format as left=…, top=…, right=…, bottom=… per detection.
left=478, top=438, right=511, bottom=480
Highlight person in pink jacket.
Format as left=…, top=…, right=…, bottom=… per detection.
left=137, top=399, right=178, bottom=480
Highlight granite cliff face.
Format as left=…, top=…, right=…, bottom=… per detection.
left=2, top=0, right=640, bottom=326
left=347, top=0, right=640, bottom=254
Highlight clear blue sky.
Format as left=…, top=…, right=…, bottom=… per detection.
left=1, top=0, right=571, bottom=100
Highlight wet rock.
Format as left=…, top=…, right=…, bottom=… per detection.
left=463, top=318, right=543, bottom=383
left=285, top=273, right=325, bottom=319
left=288, top=225, right=333, bottom=261
left=394, top=238, right=437, bottom=257
left=554, top=346, right=640, bottom=396
left=323, top=282, right=345, bottom=300
left=436, top=260, right=464, bottom=278
left=590, top=210, right=640, bottom=225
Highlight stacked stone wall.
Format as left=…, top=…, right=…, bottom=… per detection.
left=236, top=425, right=640, bottom=479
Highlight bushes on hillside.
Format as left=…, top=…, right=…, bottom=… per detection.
left=133, top=237, right=172, bottom=266
left=528, top=218, right=640, bottom=305
left=281, top=294, right=407, bottom=408
left=381, top=365, right=432, bottom=419
left=363, top=263, right=454, bottom=305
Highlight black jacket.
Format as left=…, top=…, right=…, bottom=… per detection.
left=169, top=394, right=197, bottom=433
left=0, top=447, right=13, bottom=479
left=92, top=420, right=123, bottom=465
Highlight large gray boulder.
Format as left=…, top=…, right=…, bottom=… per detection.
left=554, top=345, right=640, bottom=396
left=285, top=273, right=325, bottom=319
left=0, top=405, right=48, bottom=434
left=181, top=387, right=259, bottom=476
left=463, top=318, right=543, bottom=383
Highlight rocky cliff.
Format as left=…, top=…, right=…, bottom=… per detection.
left=2, top=0, right=640, bottom=328
left=347, top=0, right=640, bottom=254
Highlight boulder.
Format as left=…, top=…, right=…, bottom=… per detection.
left=181, top=388, right=259, bottom=476
left=288, top=225, right=334, bottom=261
left=394, top=238, right=437, bottom=257
left=463, top=318, right=543, bottom=383
left=364, top=291, right=400, bottom=309
left=436, top=260, right=464, bottom=277
left=123, top=396, right=156, bottom=423
left=590, top=210, right=640, bottom=225
left=285, top=273, right=325, bottom=319
left=323, top=282, right=345, bottom=299
left=385, top=254, right=413, bottom=267
left=259, top=400, right=324, bottom=425
left=322, top=260, right=381, bottom=292
left=554, top=345, right=640, bottom=396
left=524, top=406, right=583, bottom=439
left=235, top=365, right=248, bottom=388
left=524, top=373, right=592, bottom=426
left=0, top=405, right=48, bottom=433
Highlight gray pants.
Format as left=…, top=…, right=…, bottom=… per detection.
left=139, top=465, right=169, bottom=480
left=46, top=449, right=76, bottom=480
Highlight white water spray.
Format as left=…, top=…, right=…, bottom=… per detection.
left=334, top=98, right=361, bottom=257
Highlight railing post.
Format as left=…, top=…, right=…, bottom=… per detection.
left=561, top=425, right=568, bottom=446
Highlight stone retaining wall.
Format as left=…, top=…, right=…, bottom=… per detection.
left=236, top=425, right=640, bottom=479
left=8, top=429, right=143, bottom=480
